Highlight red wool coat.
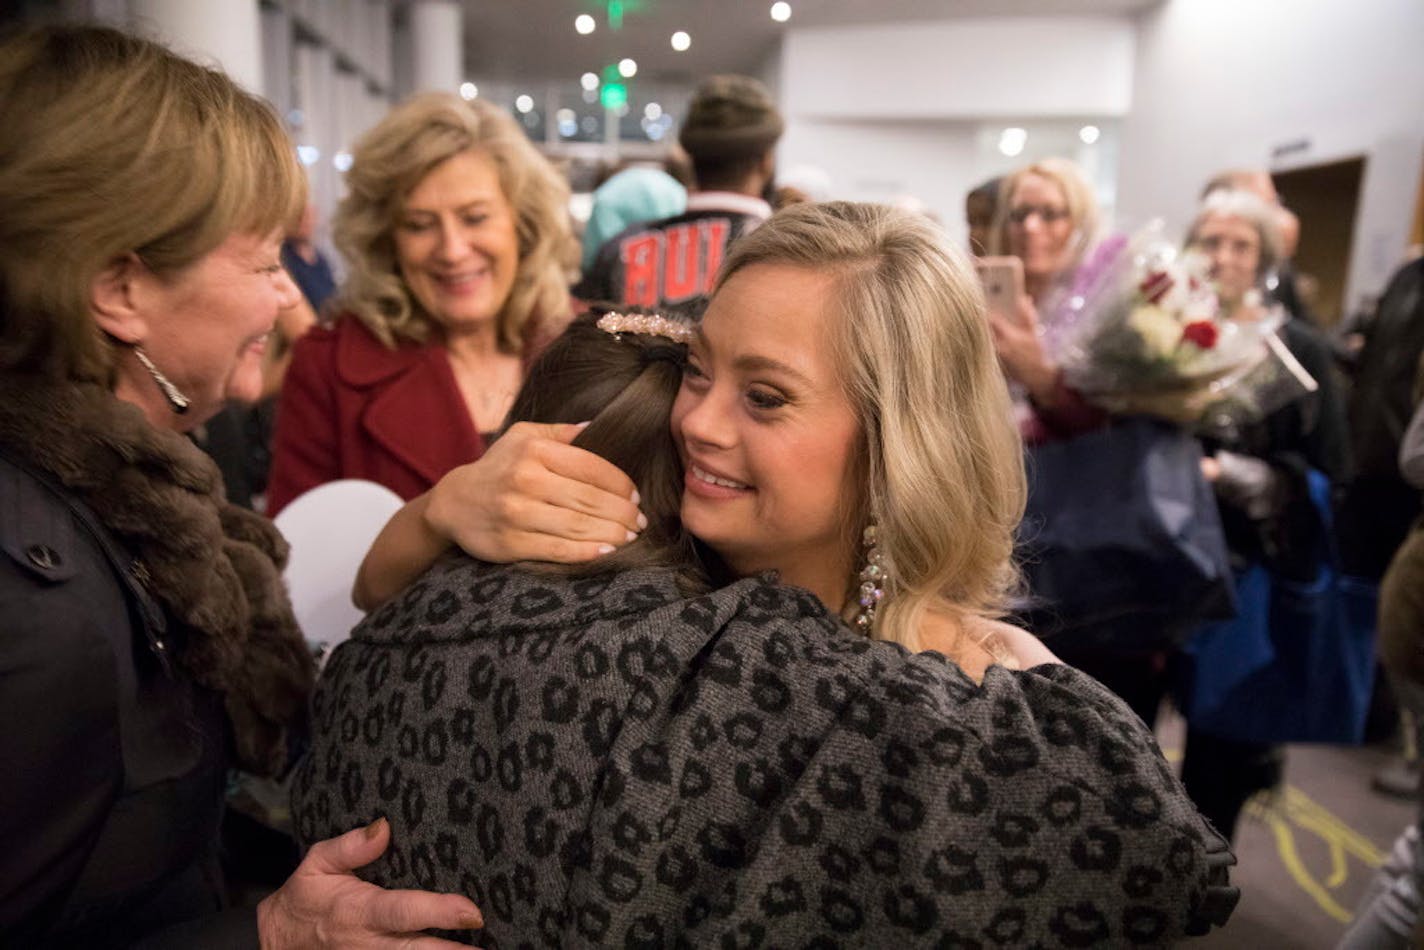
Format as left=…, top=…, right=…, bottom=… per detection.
left=266, top=316, right=486, bottom=517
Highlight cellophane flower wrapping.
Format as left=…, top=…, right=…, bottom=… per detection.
left=1052, top=221, right=1317, bottom=439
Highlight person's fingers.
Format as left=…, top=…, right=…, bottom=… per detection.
left=500, top=500, right=639, bottom=546
left=534, top=436, right=639, bottom=502
left=539, top=475, right=643, bottom=532
left=362, top=887, right=483, bottom=935
left=461, top=524, right=622, bottom=566
left=503, top=455, right=641, bottom=534
left=301, top=817, right=390, bottom=876
left=530, top=532, right=626, bottom=564
left=537, top=420, right=591, bottom=445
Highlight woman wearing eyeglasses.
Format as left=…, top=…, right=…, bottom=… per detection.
left=986, top=158, right=1107, bottom=442
left=985, top=159, right=1226, bottom=735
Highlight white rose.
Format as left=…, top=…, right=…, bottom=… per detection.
left=1127, top=305, right=1183, bottom=359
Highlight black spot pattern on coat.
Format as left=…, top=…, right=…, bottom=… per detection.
left=293, top=560, right=1236, bottom=946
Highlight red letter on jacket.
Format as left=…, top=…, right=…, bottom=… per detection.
left=621, top=232, right=661, bottom=307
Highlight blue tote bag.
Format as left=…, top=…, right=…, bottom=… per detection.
left=1176, top=471, right=1378, bottom=745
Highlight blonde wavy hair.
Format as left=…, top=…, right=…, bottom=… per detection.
left=334, top=92, right=576, bottom=352
left=718, top=202, right=1026, bottom=652
left=0, top=25, right=304, bottom=382
left=988, top=157, right=1101, bottom=275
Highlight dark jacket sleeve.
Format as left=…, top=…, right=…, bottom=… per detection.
left=131, top=906, right=260, bottom=949
left=266, top=327, right=342, bottom=517
left=1259, top=321, right=1352, bottom=576
left=1276, top=319, right=1351, bottom=484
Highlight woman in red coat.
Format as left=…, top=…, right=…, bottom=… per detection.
left=267, top=93, right=577, bottom=514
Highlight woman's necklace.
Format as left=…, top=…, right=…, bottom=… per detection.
left=451, top=355, right=521, bottom=431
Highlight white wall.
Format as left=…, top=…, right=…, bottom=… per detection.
left=774, top=18, right=1135, bottom=243
left=1119, top=0, right=1424, bottom=310
left=781, top=119, right=978, bottom=228
left=129, top=0, right=264, bottom=93
left=781, top=18, right=1135, bottom=120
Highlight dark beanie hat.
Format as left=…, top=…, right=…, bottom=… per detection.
left=678, top=74, right=784, bottom=161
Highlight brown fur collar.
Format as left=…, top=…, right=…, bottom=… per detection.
left=0, top=375, right=313, bottom=776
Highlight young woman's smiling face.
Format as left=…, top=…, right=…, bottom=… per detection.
left=671, top=262, right=861, bottom=604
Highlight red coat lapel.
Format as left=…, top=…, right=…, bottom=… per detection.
left=334, top=319, right=483, bottom=487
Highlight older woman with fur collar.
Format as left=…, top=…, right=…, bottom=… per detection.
left=0, top=25, right=481, bottom=948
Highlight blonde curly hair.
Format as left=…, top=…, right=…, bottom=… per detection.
left=333, top=92, right=576, bottom=353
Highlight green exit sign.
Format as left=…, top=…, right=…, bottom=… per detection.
left=600, top=81, right=627, bottom=111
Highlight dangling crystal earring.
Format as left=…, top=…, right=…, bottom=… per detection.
left=856, top=522, right=887, bottom=632
left=133, top=346, right=190, bottom=415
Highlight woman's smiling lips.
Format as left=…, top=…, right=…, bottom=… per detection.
left=243, top=330, right=272, bottom=356
left=432, top=268, right=489, bottom=295
left=685, top=461, right=753, bottom=499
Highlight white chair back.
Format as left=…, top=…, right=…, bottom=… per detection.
left=272, top=479, right=404, bottom=664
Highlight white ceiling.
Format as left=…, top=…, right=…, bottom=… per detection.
left=459, top=0, right=1162, bottom=84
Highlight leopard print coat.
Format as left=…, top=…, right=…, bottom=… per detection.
left=293, top=558, right=1237, bottom=947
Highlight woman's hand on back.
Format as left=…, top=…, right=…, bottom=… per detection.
left=257, top=818, right=482, bottom=949
left=353, top=422, right=644, bottom=611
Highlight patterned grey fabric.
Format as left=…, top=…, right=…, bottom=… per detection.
left=293, top=557, right=1237, bottom=947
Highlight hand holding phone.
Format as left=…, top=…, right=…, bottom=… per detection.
left=974, top=256, right=1025, bottom=320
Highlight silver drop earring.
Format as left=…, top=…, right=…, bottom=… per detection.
left=856, top=523, right=887, bottom=632
left=133, top=346, right=190, bottom=415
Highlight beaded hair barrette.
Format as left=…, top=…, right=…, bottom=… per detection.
left=596, top=311, right=694, bottom=344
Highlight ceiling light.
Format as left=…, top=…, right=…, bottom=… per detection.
left=671, top=31, right=691, bottom=51
left=618, top=58, right=637, bottom=78
left=770, top=2, right=791, bottom=22
left=459, top=82, right=478, bottom=101
left=1079, top=124, right=1101, bottom=145
left=998, top=127, right=1027, bottom=157
left=575, top=14, right=596, bottom=34
left=515, top=94, right=534, bottom=114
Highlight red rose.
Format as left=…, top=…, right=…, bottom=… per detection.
left=1139, top=270, right=1174, bottom=304
left=1181, top=320, right=1219, bottom=349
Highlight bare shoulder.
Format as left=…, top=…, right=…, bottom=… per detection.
left=958, top=615, right=1061, bottom=672
left=918, top=610, right=1060, bottom=682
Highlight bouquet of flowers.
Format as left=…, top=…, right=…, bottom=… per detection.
left=1050, top=221, right=1316, bottom=438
